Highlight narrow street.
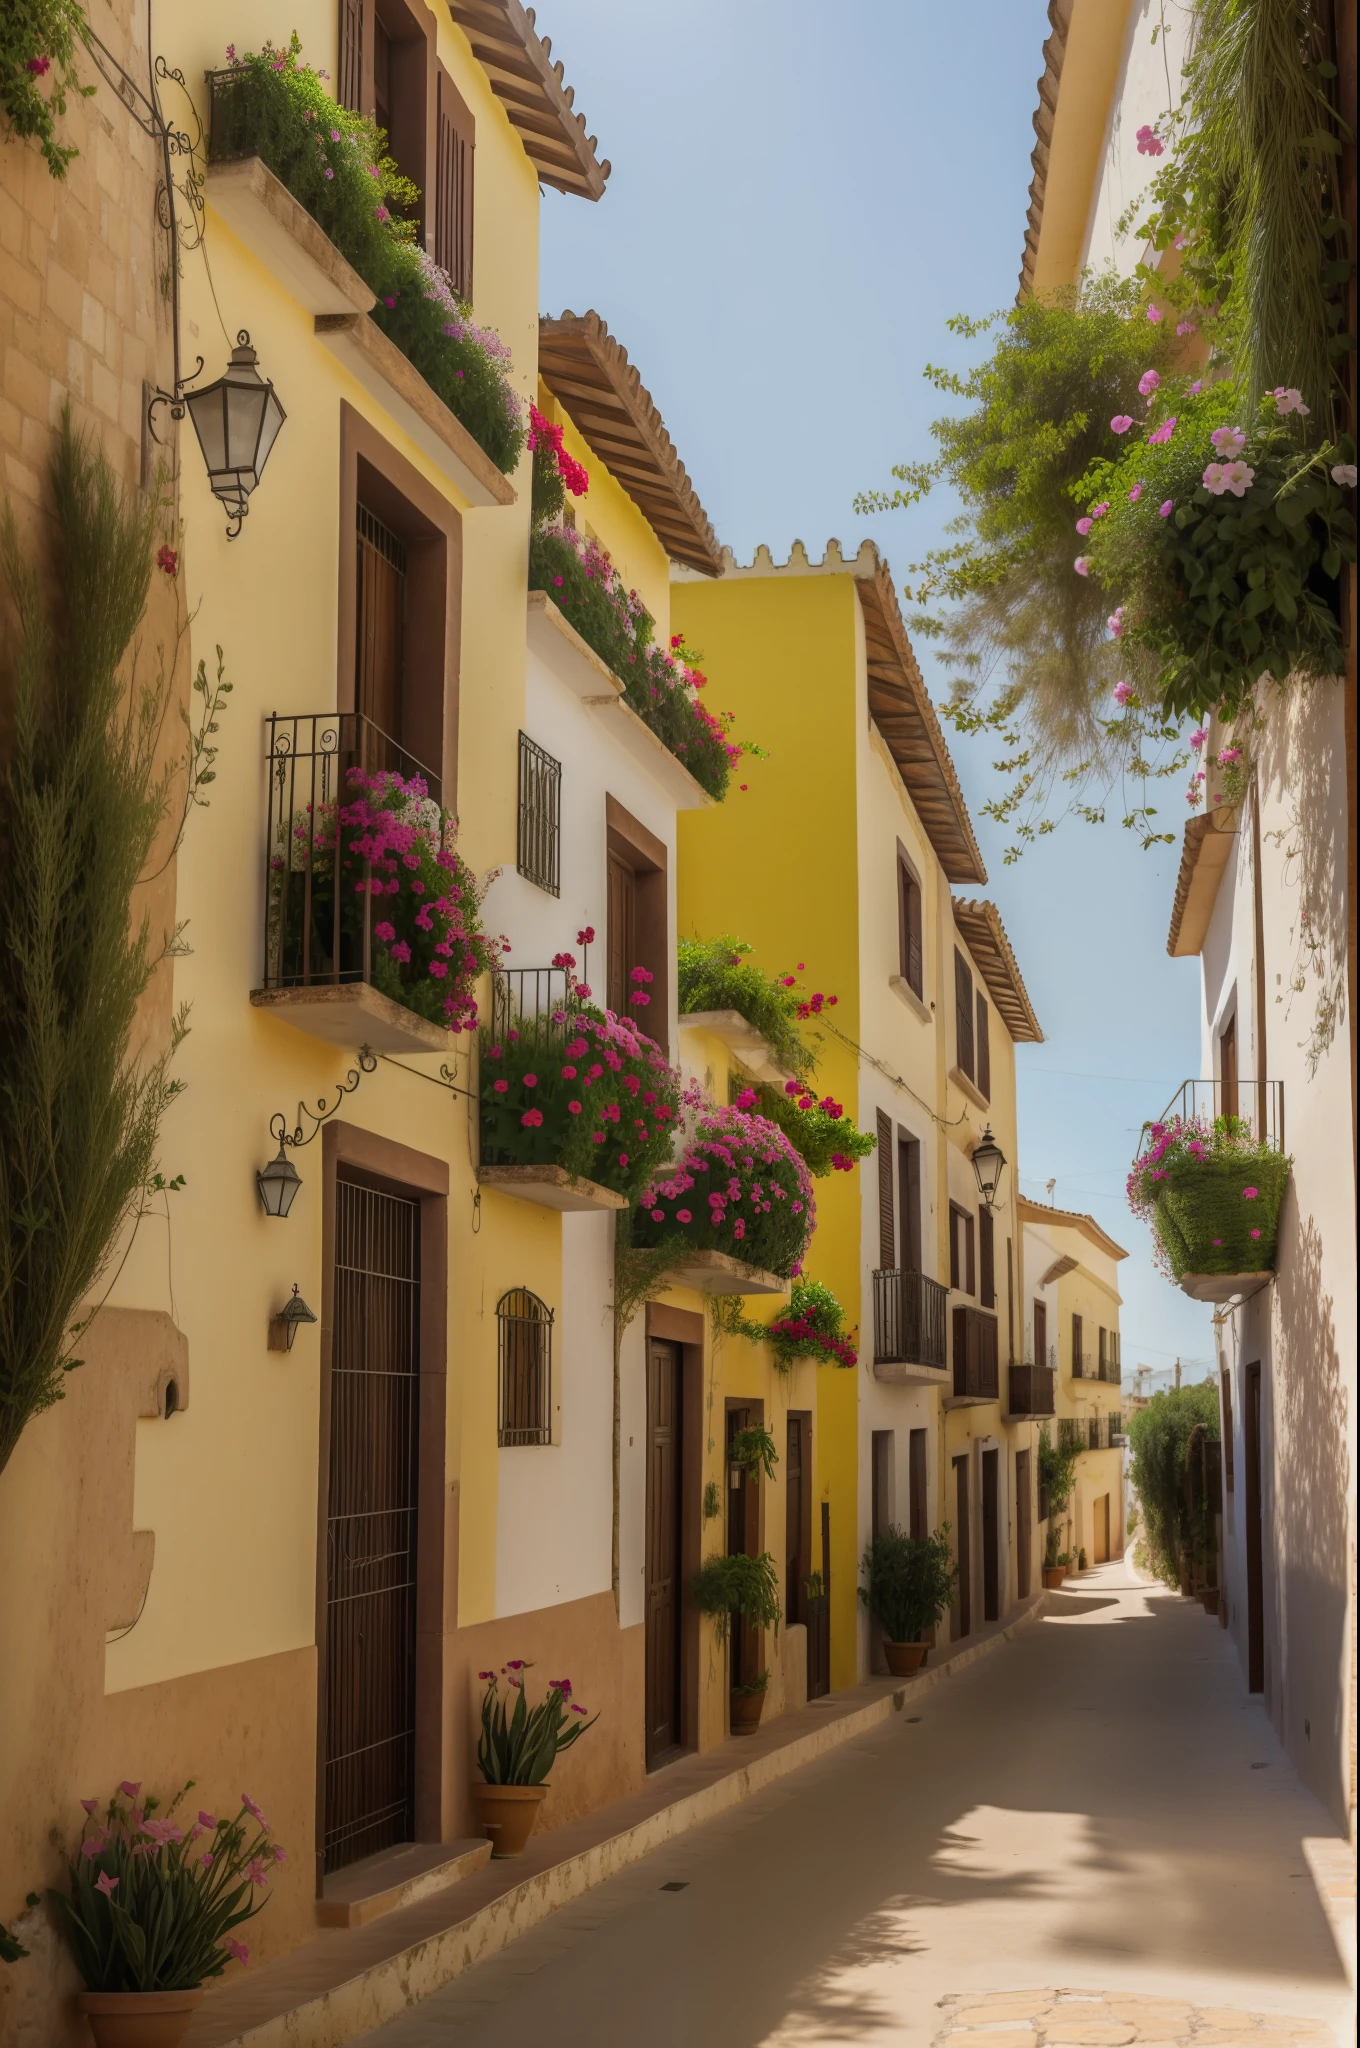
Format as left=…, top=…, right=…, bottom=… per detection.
left=356, top=1566, right=1353, bottom=2048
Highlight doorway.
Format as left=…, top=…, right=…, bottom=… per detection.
left=807, top=1500, right=832, bottom=1700
left=908, top=1428, right=928, bottom=1540
left=1015, top=1448, right=1032, bottom=1597
left=645, top=1339, right=684, bottom=1767
left=951, top=1454, right=971, bottom=1639
left=324, top=1177, right=421, bottom=1874
left=981, top=1448, right=1000, bottom=1621
left=726, top=1404, right=760, bottom=1694
left=1244, top=1360, right=1264, bottom=1691
left=1093, top=1493, right=1111, bottom=1565
left=786, top=1413, right=811, bottom=1628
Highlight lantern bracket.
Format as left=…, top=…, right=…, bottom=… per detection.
left=269, top=1046, right=378, bottom=1154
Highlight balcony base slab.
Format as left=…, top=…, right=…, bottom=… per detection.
left=943, top=1392, right=1000, bottom=1409
left=477, top=1165, right=627, bottom=1214
left=662, top=1249, right=789, bottom=1298
left=250, top=983, right=448, bottom=1056
left=873, top=1360, right=950, bottom=1387
left=1179, top=1270, right=1274, bottom=1305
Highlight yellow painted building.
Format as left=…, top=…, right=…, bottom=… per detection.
left=673, top=541, right=1048, bottom=1673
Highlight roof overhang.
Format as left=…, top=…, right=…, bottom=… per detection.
left=1167, top=807, right=1240, bottom=956
left=854, top=557, right=987, bottom=885
left=1018, top=0, right=1132, bottom=301
left=1018, top=1193, right=1128, bottom=1261
left=953, top=898, right=1044, bottom=1043
left=446, top=0, right=609, bottom=200
left=539, top=312, right=722, bottom=575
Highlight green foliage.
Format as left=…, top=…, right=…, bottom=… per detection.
left=702, top=1479, right=721, bottom=1522
left=1154, top=1152, right=1290, bottom=1280
left=209, top=38, right=524, bottom=473
left=715, top=1279, right=859, bottom=1372
left=49, top=1785, right=279, bottom=1991
left=1037, top=1424, right=1078, bottom=1517
left=479, top=1004, right=681, bottom=1201
left=1043, top=1523, right=1064, bottom=1570
left=476, top=1665, right=597, bottom=1785
left=677, top=936, right=822, bottom=1080
left=1129, top=1383, right=1221, bottom=1587
left=857, top=1526, right=957, bottom=1643
left=728, top=1423, right=778, bottom=1482
left=733, top=1073, right=875, bottom=1178
left=0, top=420, right=191, bottom=1477
left=732, top=1670, right=769, bottom=1696
left=0, top=0, right=94, bottom=177
left=689, top=1550, right=782, bottom=1641
left=1080, top=386, right=1354, bottom=721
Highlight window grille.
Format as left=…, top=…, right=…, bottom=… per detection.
left=497, top=1288, right=553, bottom=1446
left=517, top=732, right=561, bottom=896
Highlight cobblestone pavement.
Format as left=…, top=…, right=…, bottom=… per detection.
left=355, top=1564, right=1354, bottom=2048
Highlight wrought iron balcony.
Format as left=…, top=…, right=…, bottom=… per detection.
left=951, top=1306, right=999, bottom=1403
left=872, top=1269, right=948, bottom=1379
left=1142, top=1078, right=1285, bottom=1154
left=1009, top=1362, right=1056, bottom=1417
left=1058, top=1414, right=1120, bottom=1453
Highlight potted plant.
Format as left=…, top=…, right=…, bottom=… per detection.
left=1077, top=1547, right=1088, bottom=1573
left=1128, top=1112, right=1291, bottom=1283
left=857, top=1526, right=957, bottom=1676
left=728, top=1423, right=778, bottom=1484
left=689, top=1552, right=782, bottom=1734
left=473, top=1664, right=597, bottom=1858
left=48, top=1782, right=282, bottom=2047
left=1042, top=1526, right=1067, bottom=1590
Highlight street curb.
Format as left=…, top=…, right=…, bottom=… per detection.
left=203, top=1594, right=1051, bottom=2046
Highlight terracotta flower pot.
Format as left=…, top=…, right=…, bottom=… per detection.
left=730, top=1686, right=766, bottom=1734
left=1042, top=1566, right=1067, bottom=1589
left=75, top=1990, right=204, bottom=2048
left=471, top=1781, right=547, bottom=1858
left=883, top=1640, right=929, bottom=1677
left=1201, top=1586, right=1220, bottom=1615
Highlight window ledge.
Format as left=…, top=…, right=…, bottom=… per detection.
left=888, top=974, right=932, bottom=1024
left=250, top=981, right=448, bottom=1055
left=315, top=313, right=517, bottom=509
left=948, top=1063, right=990, bottom=1112
left=206, top=157, right=376, bottom=316
left=476, top=1164, right=627, bottom=1214
left=678, top=1010, right=797, bottom=1088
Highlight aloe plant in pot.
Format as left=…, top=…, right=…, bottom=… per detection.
left=473, top=1664, right=597, bottom=1857
left=858, top=1526, right=957, bottom=1676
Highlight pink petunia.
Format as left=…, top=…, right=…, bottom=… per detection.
left=1242, top=1186, right=1259, bottom=1200
left=1135, top=123, right=1164, bottom=156
left=1159, top=500, right=1175, bottom=518
left=1210, top=425, right=1246, bottom=458
left=1273, top=387, right=1309, bottom=416
left=1110, top=414, right=1134, bottom=434
left=1146, top=303, right=1164, bottom=324
left=95, top=1873, right=119, bottom=1897
left=1076, top=517, right=1093, bottom=536
left=1074, top=556, right=1091, bottom=577
left=1128, top=482, right=1142, bottom=502
left=1147, top=416, right=1177, bottom=445
left=1138, top=369, right=1161, bottom=398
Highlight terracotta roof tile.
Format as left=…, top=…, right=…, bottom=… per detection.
left=952, top=897, right=1044, bottom=1043
left=1018, top=0, right=1074, bottom=299
left=447, top=0, right=609, bottom=200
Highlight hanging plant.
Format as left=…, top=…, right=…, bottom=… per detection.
left=728, top=1423, right=778, bottom=1482
left=0, top=0, right=94, bottom=177
left=631, top=1102, right=816, bottom=1279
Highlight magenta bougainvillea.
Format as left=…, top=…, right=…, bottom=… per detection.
left=631, top=1102, right=816, bottom=1277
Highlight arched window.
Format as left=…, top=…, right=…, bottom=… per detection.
left=497, top=1289, right=553, bottom=1447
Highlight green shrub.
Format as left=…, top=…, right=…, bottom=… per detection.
left=715, top=1279, right=859, bottom=1371
left=728, top=1423, right=778, bottom=1481
left=208, top=37, right=524, bottom=472
left=1037, top=1423, right=1078, bottom=1517
left=1128, top=1383, right=1221, bottom=1588
left=677, top=936, right=829, bottom=1081
left=858, top=1526, right=957, bottom=1642
left=690, top=1551, right=781, bottom=1641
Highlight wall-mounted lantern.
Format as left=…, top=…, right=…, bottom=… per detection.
left=268, top=1285, right=317, bottom=1352
left=970, top=1125, right=1008, bottom=1209
left=256, top=1141, right=303, bottom=1220
left=179, top=333, right=285, bottom=537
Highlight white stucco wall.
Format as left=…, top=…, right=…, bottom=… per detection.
left=1081, top=0, right=1196, bottom=281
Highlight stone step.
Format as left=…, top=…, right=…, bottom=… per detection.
left=317, top=1838, right=492, bottom=1930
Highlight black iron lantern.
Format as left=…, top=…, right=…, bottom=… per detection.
left=256, top=1141, right=302, bottom=1219
left=182, top=332, right=285, bottom=537
left=970, top=1125, right=1008, bottom=1209
left=268, top=1285, right=318, bottom=1353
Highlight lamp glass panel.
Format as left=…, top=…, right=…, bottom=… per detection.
left=186, top=384, right=228, bottom=473
left=225, top=380, right=268, bottom=484
left=254, top=389, right=285, bottom=477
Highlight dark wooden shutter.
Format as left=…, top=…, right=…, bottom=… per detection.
left=435, top=68, right=475, bottom=300
left=954, top=949, right=974, bottom=1080
left=356, top=504, right=406, bottom=743
left=876, top=1109, right=895, bottom=1268
left=339, top=0, right=365, bottom=113
left=607, top=856, right=636, bottom=1017
left=948, top=1205, right=961, bottom=1291
left=898, top=1135, right=921, bottom=1274
left=1034, top=1298, right=1047, bottom=1367
left=1221, top=1370, right=1235, bottom=1489
left=1098, top=1326, right=1108, bottom=1375
left=1072, top=1312, right=1083, bottom=1377
left=965, top=1213, right=976, bottom=1297
left=905, top=869, right=923, bottom=994
left=978, top=1206, right=995, bottom=1309
left=908, top=1429, right=928, bottom=1540
left=975, top=993, right=991, bottom=1099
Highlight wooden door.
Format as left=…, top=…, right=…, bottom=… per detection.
left=1244, top=1361, right=1264, bottom=1691
left=1015, top=1449, right=1032, bottom=1597
left=806, top=1500, right=832, bottom=1700
left=1093, top=1493, right=1111, bottom=1564
left=1220, top=1013, right=1239, bottom=1123
left=325, top=1178, right=421, bottom=1873
left=1033, top=1298, right=1047, bottom=1369
left=871, top=1431, right=892, bottom=1538
left=645, top=1340, right=684, bottom=1766
left=355, top=505, right=406, bottom=744
left=897, top=1136, right=921, bottom=1272
left=785, top=1413, right=810, bottom=1627
left=951, top=1455, right=971, bottom=1639
left=607, top=855, right=637, bottom=1018
left=908, top=1428, right=928, bottom=1540
left=981, top=1449, right=1000, bottom=1622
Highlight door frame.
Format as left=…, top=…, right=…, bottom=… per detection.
left=645, top=1304, right=703, bottom=1759
left=1244, top=1359, right=1265, bottom=1692
left=317, top=1122, right=448, bottom=1894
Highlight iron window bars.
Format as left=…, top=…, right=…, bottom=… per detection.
left=517, top=732, right=561, bottom=896
left=497, top=1288, right=553, bottom=1446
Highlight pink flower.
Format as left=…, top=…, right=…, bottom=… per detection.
left=198, top=1811, right=216, bottom=1829
left=1189, top=727, right=1208, bottom=752
left=651, top=1209, right=664, bottom=1222
left=200, top=1851, right=214, bottom=1868
left=1113, top=678, right=1134, bottom=703
left=242, top=1795, right=267, bottom=1827
left=95, top=1872, right=118, bottom=1897
left=428, top=960, right=447, bottom=977
left=27, top=55, right=52, bottom=76
left=676, top=1209, right=692, bottom=1223
left=81, top=1835, right=107, bottom=1858
left=225, top=1939, right=250, bottom=1967
left=521, top=1108, right=544, bottom=1127
left=141, top=1818, right=183, bottom=1846
left=1159, top=499, right=1175, bottom=518
left=1128, top=482, right=1142, bottom=502
left=156, top=544, right=178, bottom=576
left=492, top=1078, right=508, bottom=1093
left=523, top=1072, right=537, bottom=1088
left=1331, top=463, right=1357, bottom=488
left=374, top=920, right=396, bottom=943
left=1138, top=369, right=1161, bottom=398
left=1146, top=303, right=1164, bottom=324
left=1210, top=425, right=1246, bottom=458
left=81, top=1798, right=100, bottom=1815
left=245, top=1859, right=270, bottom=1888
left=1109, top=614, right=1127, bottom=645
left=1242, top=1186, right=1259, bottom=1200
left=1204, top=460, right=1254, bottom=498
left=1147, top=416, right=1177, bottom=445
left=1135, top=123, right=1164, bottom=156
left=1110, top=414, right=1134, bottom=434
left=1076, top=517, right=1093, bottom=536
left=1273, top=387, right=1309, bottom=416
left=1217, top=746, right=1242, bottom=767
left=568, top=1100, right=583, bottom=1115
left=1250, top=1228, right=1262, bottom=1240
left=1074, top=556, right=1091, bottom=577
left=390, top=939, right=410, bottom=963
left=119, top=1782, right=141, bottom=1799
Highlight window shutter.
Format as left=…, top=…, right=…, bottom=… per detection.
left=906, top=869, right=923, bottom=995
left=435, top=67, right=475, bottom=299
left=896, top=855, right=909, bottom=982
left=339, top=0, right=365, bottom=113
left=965, top=1213, right=976, bottom=1297
left=975, top=994, right=991, bottom=1100
left=948, top=1206, right=961, bottom=1291
left=1072, top=1312, right=1083, bottom=1377
left=978, top=1207, right=995, bottom=1308
left=954, top=949, right=974, bottom=1080
left=876, top=1109, right=894, bottom=1268
left=1098, top=1326, right=1107, bottom=1374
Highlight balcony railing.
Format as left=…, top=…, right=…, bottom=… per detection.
left=1058, top=1414, right=1120, bottom=1453
left=1142, top=1078, right=1285, bottom=1154
left=487, top=965, right=580, bottom=1051
left=1070, top=1349, right=1092, bottom=1379
left=872, top=1270, right=948, bottom=1371
left=262, top=711, right=441, bottom=993
left=1009, top=1363, right=1056, bottom=1417
left=952, top=1307, right=999, bottom=1401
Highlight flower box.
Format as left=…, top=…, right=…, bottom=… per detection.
left=631, top=1102, right=816, bottom=1282
left=249, top=980, right=446, bottom=1056
left=1153, top=1153, right=1289, bottom=1281
left=205, top=156, right=376, bottom=316
left=477, top=1165, right=627, bottom=1214
left=679, top=1010, right=795, bottom=1088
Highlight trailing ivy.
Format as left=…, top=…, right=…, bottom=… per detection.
left=0, top=0, right=93, bottom=178
left=0, top=420, right=206, bottom=1477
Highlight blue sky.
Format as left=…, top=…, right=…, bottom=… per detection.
left=537, top=0, right=1215, bottom=1385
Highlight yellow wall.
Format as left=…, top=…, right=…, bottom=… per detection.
left=535, top=387, right=673, bottom=633
left=1030, top=0, right=1136, bottom=296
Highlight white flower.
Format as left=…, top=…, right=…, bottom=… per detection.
left=1331, top=463, right=1357, bottom=489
